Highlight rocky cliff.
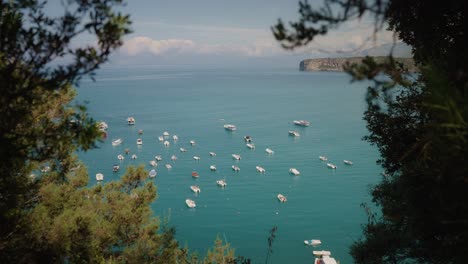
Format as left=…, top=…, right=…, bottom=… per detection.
left=299, top=57, right=417, bottom=72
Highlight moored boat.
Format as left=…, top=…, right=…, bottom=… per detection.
left=136, top=138, right=143, bottom=145
left=319, top=156, right=328, bottom=161
left=209, top=152, right=216, bottom=156
left=138, top=129, right=143, bottom=135
left=171, top=155, right=177, bottom=161
left=190, top=185, right=201, bottom=193
left=192, top=171, right=199, bottom=178
left=232, top=154, right=241, bottom=160
left=289, top=168, right=300, bottom=175
left=165, top=164, right=172, bottom=169
left=288, top=130, right=300, bottom=137
left=117, top=154, right=124, bottom=161
left=127, top=117, right=135, bottom=125
left=96, top=173, right=104, bottom=181
left=158, top=136, right=164, bottom=142
left=155, top=155, right=162, bottom=161
left=193, top=156, right=200, bottom=161
left=246, top=143, right=255, bottom=149
left=277, top=194, right=287, bottom=202
left=343, top=160, right=353, bottom=165
left=256, top=166, right=266, bottom=173
left=265, top=148, right=274, bottom=154
left=163, top=131, right=170, bottom=137
left=185, top=199, right=196, bottom=208
left=224, top=124, right=237, bottom=131
left=112, top=164, right=119, bottom=172
left=98, top=121, right=108, bottom=131
left=216, top=179, right=227, bottom=187
left=244, top=135, right=252, bottom=142
left=173, top=135, right=178, bottom=141
left=313, top=250, right=332, bottom=257
left=180, top=147, right=187, bottom=152
left=232, top=165, right=240, bottom=171
left=112, top=138, right=123, bottom=146
left=131, top=154, right=137, bottom=160
left=149, top=160, right=157, bottom=167
left=149, top=169, right=157, bottom=178
left=293, top=120, right=311, bottom=127
left=327, top=163, right=337, bottom=169
left=190, top=140, right=196, bottom=145
left=210, top=165, right=216, bottom=171
left=163, top=140, right=170, bottom=147
left=304, top=239, right=322, bottom=246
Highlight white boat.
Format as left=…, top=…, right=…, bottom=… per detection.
left=256, top=166, right=266, bottom=173
left=127, top=117, right=135, bottom=125
left=155, top=155, right=162, bottom=161
left=244, top=135, right=252, bottom=142
left=209, top=152, right=216, bottom=156
left=190, top=185, right=201, bottom=193
left=185, top=199, right=196, bottom=208
left=158, top=136, right=164, bottom=142
left=232, top=154, right=241, bottom=160
left=171, top=155, right=177, bottom=161
left=180, top=147, right=187, bottom=152
left=293, top=120, right=311, bottom=127
left=289, top=168, right=300, bottom=175
left=246, top=143, right=255, bottom=149
left=343, top=160, right=353, bottom=165
left=112, top=138, right=123, bottom=146
left=224, top=124, right=237, bottom=131
left=98, top=121, right=108, bottom=131
left=327, top=163, right=337, bottom=169
left=173, top=135, right=178, bottom=141
left=265, top=148, right=274, bottom=154
left=131, top=154, right=137, bottom=160
left=313, top=250, right=332, bottom=257
left=117, top=154, right=124, bottom=161
left=149, top=160, right=157, bottom=167
left=314, top=256, right=337, bottom=264
left=163, top=131, right=170, bottom=137
left=288, top=130, right=300, bottom=137
left=232, top=165, right=240, bottom=171
left=319, top=156, right=328, bottom=161
left=149, top=169, right=157, bottom=178
left=304, top=239, right=322, bottom=246
left=277, top=194, right=287, bottom=202
left=190, top=140, right=196, bottom=145
left=216, top=180, right=227, bottom=187
left=96, top=173, right=104, bottom=181
left=163, top=140, right=170, bottom=147
left=112, top=164, right=119, bottom=172
left=165, top=164, right=172, bottom=169
left=193, top=156, right=201, bottom=161
left=136, top=138, right=143, bottom=145
left=209, top=165, right=216, bottom=171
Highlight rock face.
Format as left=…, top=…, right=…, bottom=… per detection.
left=299, top=57, right=416, bottom=72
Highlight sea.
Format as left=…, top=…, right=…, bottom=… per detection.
left=77, top=65, right=382, bottom=264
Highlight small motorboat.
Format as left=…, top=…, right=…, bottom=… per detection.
left=131, top=154, right=137, bottom=160
left=265, top=148, right=274, bottom=154
left=190, top=185, right=201, bottom=193
left=117, top=154, right=124, bottom=161
left=163, top=141, right=170, bottom=147
left=165, top=164, right=172, bottom=169
left=112, top=164, right=119, bottom=172
left=190, top=140, right=196, bottom=145
left=246, top=143, right=255, bottom=149
left=304, top=239, right=322, bottom=246
left=171, top=155, right=177, bottom=161
left=210, top=165, right=216, bottom=171
left=256, top=166, right=266, bottom=173
left=232, top=165, right=240, bottom=171
left=149, top=169, right=157, bottom=178
left=216, top=180, right=227, bottom=187
left=173, top=135, right=178, bottom=141
left=155, top=155, right=162, bottom=161
left=277, top=194, right=287, bottom=202
left=327, top=163, right=337, bottom=169
left=163, top=131, right=170, bottom=137
left=232, top=154, right=241, bottom=160
left=193, top=156, right=200, bottom=161
left=124, top=148, right=130, bottom=154
left=138, top=129, right=143, bottom=135
left=209, top=152, right=217, bottom=156
left=319, top=156, right=328, bottom=161
left=289, top=168, right=300, bottom=175
left=244, top=135, right=252, bottom=142
left=343, top=160, right=353, bottom=165
left=96, top=173, right=104, bottom=181
left=158, top=136, right=164, bottom=142
left=224, top=124, right=237, bottom=131
left=192, top=171, right=199, bottom=178
left=180, top=147, right=187, bottom=152
left=293, top=120, right=311, bottom=127
left=136, top=138, right=143, bottom=145
left=127, top=117, right=135, bottom=125
left=112, top=138, right=123, bottom=146
left=149, top=160, right=157, bottom=167
left=288, top=130, right=300, bottom=137
left=185, top=199, right=196, bottom=208
left=97, top=121, right=108, bottom=131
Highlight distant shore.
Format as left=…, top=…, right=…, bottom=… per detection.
left=299, top=56, right=417, bottom=72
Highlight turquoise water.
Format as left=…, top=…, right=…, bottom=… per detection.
left=77, top=65, right=381, bottom=263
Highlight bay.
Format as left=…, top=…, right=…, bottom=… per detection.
left=77, top=65, right=381, bottom=263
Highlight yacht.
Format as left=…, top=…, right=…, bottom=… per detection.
left=136, top=138, right=143, bottom=145
left=319, top=156, right=328, bottom=161
left=304, top=239, right=322, bottom=246
left=289, top=168, right=300, bottom=175
left=256, top=166, right=266, bottom=173
left=149, top=169, right=157, bottom=178
left=246, top=143, right=255, bottom=149
left=171, top=155, right=177, bottom=161
left=265, top=148, right=274, bottom=154
left=190, top=140, right=196, bottom=146
left=131, top=154, right=137, bottom=160
left=288, top=130, right=300, bottom=137
left=232, top=165, right=240, bottom=171
left=209, top=152, right=216, bottom=156
left=293, top=120, right=311, bottom=127
left=163, top=131, right=170, bottom=137
left=343, top=160, right=353, bottom=165
left=112, top=138, right=123, bottom=146
left=327, top=163, right=337, bottom=169
left=112, top=164, right=119, bottom=172
left=180, top=147, right=187, bottom=152
left=244, top=135, right=252, bottom=142
left=277, top=194, right=287, bottom=202
left=155, top=155, right=162, bottom=161
left=224, top=124, right=237, bottom=131
left=232, top=154, right=241, bottom=160
left=193, top=156, right=201, bottom=161
left=191, top=171, right=199, bottom=178
left=165, top=164, right=172, bottom=169
left=210, top=165, right=216, bottom=171
left=96, top=173, right=104, bottom=181
left=190, top=185, right=201, bottom=193
left=216, top=180, right=227, bottom=187
left=163, top=141, right=170, bottom=147
left=173, top=135, right=178, bottom=141
left=149, top=160, right=157, bottom=167
left=158, top=136, right=164, bottom=142
left=127, top=117, right=135, bottom=125
left=117, top=154, right=124, bottom=161
left=185, top=199, right=196, bottom=208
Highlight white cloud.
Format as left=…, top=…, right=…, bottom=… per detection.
left=122, top=37, right=196, bottom=56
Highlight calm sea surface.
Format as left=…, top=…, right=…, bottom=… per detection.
left=77, top=65, right=381, bottom=263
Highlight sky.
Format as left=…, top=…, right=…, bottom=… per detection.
left=64, top=0, right=405, bottom=67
